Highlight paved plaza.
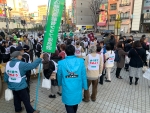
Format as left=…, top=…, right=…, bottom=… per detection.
left=0, top=67, right=150, bottom=113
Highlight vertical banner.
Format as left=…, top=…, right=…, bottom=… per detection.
left=42, top=0, right=65, bottom=53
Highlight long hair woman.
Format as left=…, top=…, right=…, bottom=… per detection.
left=128, top=40, right=146, bottom=85
left=116, top=41, right=128, bottom=79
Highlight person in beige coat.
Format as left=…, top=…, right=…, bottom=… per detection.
left=105, top=44, right=115, bottom=82
left=83, top=46, right=103, bottom=102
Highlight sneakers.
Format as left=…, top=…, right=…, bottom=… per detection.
left=49, top=95, right=56, bottom=98
left=57, top=92, right=62, bottom=96
left=33, top=110, right=40, bottom=113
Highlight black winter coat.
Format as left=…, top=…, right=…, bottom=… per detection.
left=44, top=61, right=55, bottom=79
left=141, top=43, right=149, bottom=52
left=128, top=48, right=146, bottom=68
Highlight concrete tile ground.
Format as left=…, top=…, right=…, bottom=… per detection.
left=0, top=67, right=150, bottom=113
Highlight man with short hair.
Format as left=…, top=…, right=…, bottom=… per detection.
left=22, top=35, right=34, bottom=61
left=57, top=45, right=87, bottom=113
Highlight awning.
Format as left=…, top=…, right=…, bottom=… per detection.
left=97, top=21, right=107, bottom=27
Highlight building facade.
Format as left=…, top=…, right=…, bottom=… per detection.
left=119, top=0, right=134, bottom=33
left=108, top=0, right=118, bottom=30
left=38, top=5, right=47, bottom=21
left=141, top=0, right=150, bottom=33
left=72, top=0, right=93, bottom=30
left=101, top=0, right=135, bottom=33
left=131, top=0, right=143, bottom=32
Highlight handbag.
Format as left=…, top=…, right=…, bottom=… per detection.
left=42, top=78, right=51, bottom=89
left=5, top=89, right=13, bottom=101
left=81, top=52, right=86, bottom=58
left=125, top=56, right=130, bottom=64
left=143, top=66, right=148, bottom=73
left=143, top=68, right=150, bottom=80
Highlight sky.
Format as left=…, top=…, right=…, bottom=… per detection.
left=27, top=0, right=72, bottom=12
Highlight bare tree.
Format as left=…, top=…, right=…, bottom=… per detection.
left=89, top=0, right=103, bottom=32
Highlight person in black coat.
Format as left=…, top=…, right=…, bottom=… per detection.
left=125, top=39, right=133, bottom=52
left=109, top=34, right=115, bottom=50
left=22, top=45, right=34, bottom=102
left=140, top=35, right=149, bottom=52
left=0, top=42, right=6, bottom=63
left=128, top=41, right=146, bottom=85
left=36, top=40, right=42, bottom=58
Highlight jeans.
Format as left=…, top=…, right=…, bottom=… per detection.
left=84, top=79, right=98, bottom=101
left=12, top=88, right=35, bottom=113
left=116, top=68, right=122, bottom=78
left=65, top=104, right=78, bottom=113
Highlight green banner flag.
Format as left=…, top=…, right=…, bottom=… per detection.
left=42, top=0, right=65, bottom=53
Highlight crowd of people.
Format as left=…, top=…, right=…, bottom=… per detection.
left=1, top=31, right=150, bottom=113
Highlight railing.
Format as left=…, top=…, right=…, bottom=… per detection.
left=120, top=2, right=131, bottom=7
left=121, top=17, right=130, bottom=19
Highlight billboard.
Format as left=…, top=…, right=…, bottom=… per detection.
left=0, top=0, right=6, bottom=4
left=97, top=4, right=108, bottom=27
left=143, top=0, right=150, bottom=13
left=0, top=6, right=6, bottom=16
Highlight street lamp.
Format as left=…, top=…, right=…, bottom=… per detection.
left=3, top=5, right=12, bottom=34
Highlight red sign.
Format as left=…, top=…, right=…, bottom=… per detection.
left=88, top=33, right=94, bottom=41
left=0, top=0, right=6, bottom=4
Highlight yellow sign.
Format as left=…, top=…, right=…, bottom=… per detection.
left=115, top=14, right=121, bottom=29
left=86, top=26, right=93, bottom=29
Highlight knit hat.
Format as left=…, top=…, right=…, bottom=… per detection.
left=10, top=51, right=23, bottom=58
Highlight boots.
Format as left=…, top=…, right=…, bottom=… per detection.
left=135, top=77, right=139, bottom=85
left=33, top=110, right=40, bottom=113
left=129, top=76, right=133, bottom=85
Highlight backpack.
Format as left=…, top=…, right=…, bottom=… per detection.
left=114, top=50, right=120, bottom=62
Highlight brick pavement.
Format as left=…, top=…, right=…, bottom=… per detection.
left=0, top=67, right=150, bottom=113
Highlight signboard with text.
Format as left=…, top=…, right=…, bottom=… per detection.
left=42, top=0, right=65, bottom=53
left=97, top=4, right=108, bottom=27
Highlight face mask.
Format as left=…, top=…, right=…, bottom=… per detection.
left=13, top=43, right=17, bottom=46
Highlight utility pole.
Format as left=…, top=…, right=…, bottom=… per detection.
left=4, top=4, right=10, bottom=34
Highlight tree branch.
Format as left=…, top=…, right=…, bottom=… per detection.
left=89, top=0, right=103, bottom=32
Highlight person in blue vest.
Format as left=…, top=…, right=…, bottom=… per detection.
left=57, top=45, right=88, bottom=113
left=4, top=51, right=43, bottom=113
